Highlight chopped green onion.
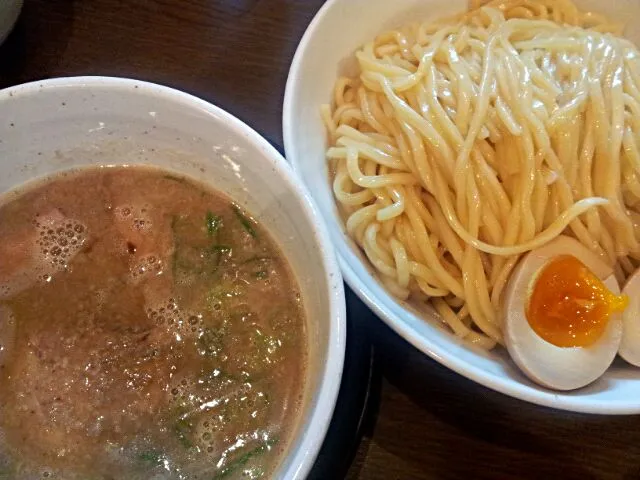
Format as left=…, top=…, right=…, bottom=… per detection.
left=205, top=244, right=232, bottom=269
left=241, top=256, right=270, bottom=265
left=206, top=211, right=223, bottom=236
left=163, top=174, right=187, bottom=183
left=232, top=205, right=257, bottom=238
left=208, top=245, right=232, bottom=255
left=198, top=326, right=225, bottom=355
left=171, top=215, right=180, bottom=274
left=212, top=438, right=278, bottom=479
left=138, top=450, right=163, bottom=465
left=174, top=417, right=194, bottom=448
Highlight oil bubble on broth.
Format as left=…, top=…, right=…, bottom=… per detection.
left=0, top=166, right=307, bottom=480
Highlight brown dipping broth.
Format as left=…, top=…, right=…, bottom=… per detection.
left=0, top=166, right=306, bottom=480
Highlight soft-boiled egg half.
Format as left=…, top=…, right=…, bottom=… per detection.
left=621, top=268, right=640, bottom=366
left=503, top=235, right=631, bottom=391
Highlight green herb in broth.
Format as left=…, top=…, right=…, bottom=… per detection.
left=137, top=450, right=164, bottom=466
left=205, top=244, right=233, bottom=268
left=163, top=174, right=188, bottom=184
left=171, top=214, right=189, bottom=275
left=208, top=244, right=232, bottom=254
left=232, top=204, right=257, bottom=238
left=206, top=281, right=246, bottom=313
left=172, top=213, right=231, bottom=276
left=206, top=211, right=223, bottom=237
left=213, top=437, right=278, bottom=480
left=198, top=325, right=226, bottom=357
left=173, top=417, right=195, bottom=449
left=238, top=256, right=273, bottom=281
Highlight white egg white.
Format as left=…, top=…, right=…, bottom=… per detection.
left=503, top=235, right=623, bottom=391
left=620, top=268, right=640, bottom=366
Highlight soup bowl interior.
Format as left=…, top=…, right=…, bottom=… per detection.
left=283, top=0, right=640, bottom=413
left=0, top=76, right=345, bottom=477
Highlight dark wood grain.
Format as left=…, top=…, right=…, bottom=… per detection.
left=2, top=1, right=640, bottom=479
left=0, top=0, right=316, bottom=147
left=349, top=315, right=640, bottom=480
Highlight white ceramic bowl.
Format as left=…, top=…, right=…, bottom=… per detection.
left=0, top=0, right=22, bottom=45
left=0, top=76, right=346, bottom=477
left=283, top=0, right=640, bottom=414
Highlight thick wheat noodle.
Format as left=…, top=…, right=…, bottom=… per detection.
left=324, top=0, right=640, bottom=348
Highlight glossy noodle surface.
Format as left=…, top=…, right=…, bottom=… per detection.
left=324, top=0, right=640, bottom=348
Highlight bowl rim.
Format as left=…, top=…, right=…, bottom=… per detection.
left=282, top=0, right=640, bottom=415
left=0, top=75, right=348, bottom=476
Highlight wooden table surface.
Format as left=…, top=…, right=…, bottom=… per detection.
left=1, top=1, right=640, bottom=479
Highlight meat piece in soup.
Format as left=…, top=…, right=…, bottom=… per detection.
left=0, top=166, right=306, bottom=479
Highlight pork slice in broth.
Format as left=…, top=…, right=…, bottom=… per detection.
left=0, top=209, right=87, bottom=300
left=1, top=280, right=177, bottom=469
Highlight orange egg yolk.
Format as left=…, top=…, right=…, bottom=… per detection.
left=526, top=255, right=629, bottom=348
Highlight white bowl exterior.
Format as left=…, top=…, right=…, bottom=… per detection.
left=0, top=77, right=346, bottom=478
left=283, top=0, right=640, bottom=413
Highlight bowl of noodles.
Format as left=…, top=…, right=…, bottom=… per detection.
left=283, top=0, right=640, bottom=412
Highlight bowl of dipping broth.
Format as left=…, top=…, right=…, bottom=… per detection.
left=0, top=76, right=345, bottom=479
left=283, top=0, right=640, bottom=413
